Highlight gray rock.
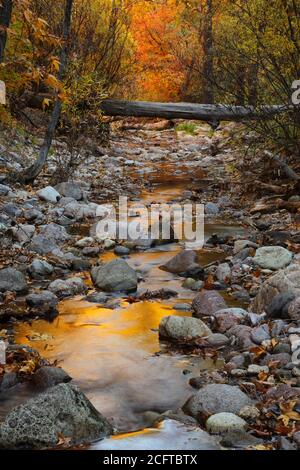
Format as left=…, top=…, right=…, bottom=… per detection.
left=29, top=235, right=59, bottom=255
left=160, top=250, right=202, bottom=277
left=250, top=324, right=271, bottom=345
left=192, top=290, right=227, bottom=318
left=28, top=259, right=54, bottom=279
left=114, top=246, right=130, bottom=256
left=226, top=325, right=255, bottom=350
left=206, top=413, right=246, bottom=434
left=26, top=291, right=58, bottom=312
left=0, top=184, right=10, bottom=196
left=173, top=303, right=191, bottom=311
left=12, top=224, right=35, bottom=244
left=24, top=208, right=44, bottom=223
left=233, top=240, right=258, bottom=255
left=55, top=182, right=83, bottom=201
left=159, top=315, right=211, bottom=342
left=40, top=223, right=69, bottom=243
left=0, top=372, right=19, bottom=391
left=48, top=277, right=88, bottom=298
left=254, top=246, right=293, bottom=270
left=266, top=292, right=295, bottom=319
left=32, top=366, right=72, bottom=390
left=207, top=333, right=229, bottom=347
left=0, top=383, right=113, bottom=449
left=205, top=202, right=219, bottom=215
left=252, top=264, right=300, bottom=313
left=215, top=263, right=231, bottom=283
left=37, top=186, right=61, bottom=203
left=71, top=258, right=91, bottom=271
left=288, top=297, right=300, bottom=320
left=91, top=259, right=137, bottom=293
left=84, top=292, right=109, bottom=304
left=183, top=384, right=252, bottom=419
left=0, top=268, right=28, bottom=294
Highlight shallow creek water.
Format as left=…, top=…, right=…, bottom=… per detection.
left=8, top=164, right=248, bottom=445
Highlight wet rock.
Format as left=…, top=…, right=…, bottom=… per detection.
left=205, top=202, right=219, bottom=215
left=84, top=292, right=109, bottom=304
left=0, top=268, right=28, bottom=294
left=252, top=264, right=300, bottom=314
left=288, top=297, right=300, bottom=320
left=91, top=259, right=137, bottom=293
left=192, top=290, right=227, bottom=318
left=206, top=333, right=229, bottom=347
left=37, top=186, right=61, bottom=203
left=114, top=246, right=130, bottom=256
left=215, top=263, right=231, bottom=283
left=254, top=246, right=293, bottom=270
left=55, top=182, right=84, bottom=201
left=233, top=240, right=258, bottom=255
left=28, top=259, right=54, bottom=279
left=183, top=384, right=252, bottom=419
left=161, top=250, right=202, bottom=277
left=32, top=366, right=72, bottom=390
left=48, top=277, right=88, bottom=298
left=26, top=291, right=59, bottom=314
left=12, top=224, right=35, bottom=244
left=206, top=413, right=246, bottom=434
left=93, top=419, right=220, bottom=450
left=250, top=324, right=270, bottom=345
left=173, top=303, right=191, bottom=311
left=159, top=315, right=211, bottom=342
left=0, top=383, right=113, bottom=449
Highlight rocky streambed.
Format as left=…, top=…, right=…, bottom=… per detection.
left=0, top=122, right=300, bottom=450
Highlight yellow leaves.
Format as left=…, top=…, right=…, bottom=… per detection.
left=44, top=73, right=61, bottom=90
left=42, top=98, right=51, bottom=110
left=26, top=332, right=53, bottom=342
left=278, top=401, right=300, bottom=427
left=50, top=56, right=61, bottom=73
left=19, top=359, right=37, bottom=375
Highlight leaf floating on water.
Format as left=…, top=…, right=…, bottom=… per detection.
left=26, top=332, right=54, bottom=342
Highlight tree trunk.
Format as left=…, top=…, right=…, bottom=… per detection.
left=202, top=0, right=214, bottom=104
left=19, top=0, right=73, bottom=184
left=0, top=0, right=13, bottom=63
left=100, top=99, right=293, bottom=122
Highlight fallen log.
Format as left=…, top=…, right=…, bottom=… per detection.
left=101, top=99, right=292, bottom=122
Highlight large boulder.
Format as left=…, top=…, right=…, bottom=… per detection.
left=192, top=290, right=227, bottom=318
left=0, top=383, right=113, bottom=449
left=253, top=246, right=293, bottom=270
left=0, top=268, right=28, bottom=294
left=252, top=264, right=300, bottom=313
left=183, top=384, right=252, bottom=420
left=159, top=315, right=211, bottom=342
left=160, top=250, right=202, bottom=277
left=91, top=259, right=137, bottom=293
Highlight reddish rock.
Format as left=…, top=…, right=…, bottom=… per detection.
left=192, top=290, right=227, bottom=318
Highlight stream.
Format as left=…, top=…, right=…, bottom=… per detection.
left=2, top=131, right=249, bottom=448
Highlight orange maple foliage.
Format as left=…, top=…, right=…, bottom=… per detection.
left=131, top=0, right=185, bottom=101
